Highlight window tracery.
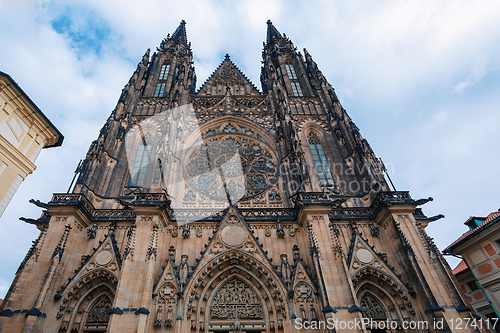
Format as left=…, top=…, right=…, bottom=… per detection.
left=308, top=131, right=334, bottom=186
left=129, top=132, right=152, bottom=187
left=285, top=64, right=303, bottom=96
left=184, top=123, right=278, bottom=200
left=360, top=293, right=387, bottom=320
left=86, top=295, right=112, bottom=323
left=154, top=64, right=170, bottom=97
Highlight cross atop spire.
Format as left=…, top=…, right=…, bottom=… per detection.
left=171, top=20, right=188, bottom=44
left=266, top=20, right=282, bottom=44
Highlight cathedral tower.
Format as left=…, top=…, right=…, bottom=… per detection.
left=0, top=21, right=477, bottom=333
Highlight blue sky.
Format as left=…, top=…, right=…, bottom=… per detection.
left=0, top=0, right=500, bottom=298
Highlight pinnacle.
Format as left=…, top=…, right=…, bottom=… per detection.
left=171, top=19, right=188, bottom=44
left=266, top=19, right=282, bottom=44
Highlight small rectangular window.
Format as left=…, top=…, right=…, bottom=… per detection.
left=467, top=280, right=480, bottom=291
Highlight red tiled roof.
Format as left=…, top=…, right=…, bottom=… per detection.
left=444, top=211, right=500, bottom=253
left=452, top=260, right=468, bottom=275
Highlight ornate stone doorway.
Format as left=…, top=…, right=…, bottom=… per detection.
left=208, top=278, right=266, bottom=333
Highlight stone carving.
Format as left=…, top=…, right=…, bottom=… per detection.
left=276, top=219, right=285, bottom=238
left=95, top=250, right=112, bottom=266
left=265, top=228, right=271, bottom=237
left=123, top=224, right=136, bottom=261
left=244, top=242, right=255, bottom=253
left=168, top=245, right=175, bottom=261
left=86, top=295, right=112, bottom=323
left=292, top=244, right=300, bottom=262
left=360, top=293, right=387, bottom=320
left=87, top=242, right=118, bottom=271
left=369, top=221, right=380, bottom=237
left=182, top=223, right=190, bottom=239
left=179, top=255, right=189, bottom=289
left=210, top=279, right=263, bottom=320
left=87, top=223, right=97, bottom=239
left=294, top=282, right=313, bottom=302
left=183, top=130, right=278, bottom=201
left=159, top=282, right=177, bottom=303
left=212, top=242, right=224, bottom=253
left=280, top=254, right=291, bottom=289
left=221, top=224, right=246, bottom=247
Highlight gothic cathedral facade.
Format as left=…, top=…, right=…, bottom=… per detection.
left=0, top=21, right=478, bottom=333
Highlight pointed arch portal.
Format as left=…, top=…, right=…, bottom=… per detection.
left=184, top=250, right=289, bottom=333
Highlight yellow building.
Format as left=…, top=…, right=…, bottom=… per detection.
left=0, top=71, right=63, bottom=217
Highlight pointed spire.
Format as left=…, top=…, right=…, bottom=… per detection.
left=171, top=20, right=188, bottom=44
left=266, top=19, right=282, bottom=44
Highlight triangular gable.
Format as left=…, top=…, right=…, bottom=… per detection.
left=153, top=259, right=180, bottom=302
left=197, top=55, right=260, bottom=96
left=187, top=206, right=276, bottom=289
left=57, top=233, right=121, bottom=298
left=204, top=206, right=264, bottom=256
left=291, top=260, right=316, bottom=303
left=347, top=233, right=404, bottom=286
left=81, top=233, right=122, bottom=272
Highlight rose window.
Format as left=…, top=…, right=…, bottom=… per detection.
left=184, top=132, right=278, bottom=201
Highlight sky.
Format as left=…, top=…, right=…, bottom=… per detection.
left=0, top=0, right=500, bottom=298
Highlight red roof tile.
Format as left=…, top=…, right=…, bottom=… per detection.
left=452, top=260, right=468, bottom=275
left=444, top=211, right=500, bottom=252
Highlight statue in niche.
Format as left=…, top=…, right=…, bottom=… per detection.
left=276, top=219, right=285, bottom=238
left=87, top=224, right=97, bottom=239
left=280, top=254, right=292, bottom=289
left=182, top=223, right=190, bottom=239
left=292, top=244, right=300, bottom=262
left=179, top=255, right=189, bottom=289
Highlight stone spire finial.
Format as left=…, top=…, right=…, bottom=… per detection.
left=170, top=19, right=188, bottom=44
left=266, top=19, right=283, bottom=45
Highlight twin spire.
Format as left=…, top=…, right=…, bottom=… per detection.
left=170, top=19, right=188, bottom=44
left=166, top=19, right=284, bottom=46
left=266, top=19, right=283, bottom=44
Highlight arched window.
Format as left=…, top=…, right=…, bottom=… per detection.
left=159, top=64, right=170, bottom=80
left=129, top=133, right=152, bottom=187
left=285, top=63, right=303, bottom=96
left=308, top=132, right=334, bottom=186
left=154, top=64, right=170, bottom=97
